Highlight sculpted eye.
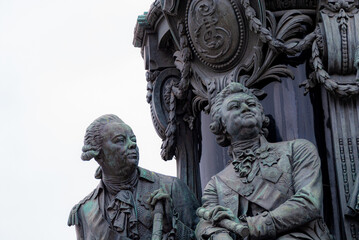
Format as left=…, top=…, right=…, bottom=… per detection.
left=113, top=137, right=125, bottom=144
left=228, top=103, right=239, bottom=110
left=247, top=101, right=256, bottom=107
left=131, top=137, right=137, bottom=143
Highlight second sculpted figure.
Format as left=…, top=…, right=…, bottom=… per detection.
left=68, top=114, right=199, bottom=239
left=195, top=83, right=331, bottom=240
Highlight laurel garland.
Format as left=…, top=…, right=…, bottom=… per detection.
left=160, top=22, right=192, bottom=160
left=300, top=28, right=359, bottom=97
left=160, top=80, right=178, bottom=160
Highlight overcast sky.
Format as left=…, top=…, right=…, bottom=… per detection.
left=0, top=1, right=177, bottom=239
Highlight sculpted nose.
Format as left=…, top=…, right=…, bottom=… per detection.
left=240, top=102, right=249, bottom=112
left=128, top=140, right=136, bottom=149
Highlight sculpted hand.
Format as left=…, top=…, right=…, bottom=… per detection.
left=197, top=206, right=249, bottom=238
left=207, top=206, right=237, bottom=226
left=147, top=188, right=173, bottom=231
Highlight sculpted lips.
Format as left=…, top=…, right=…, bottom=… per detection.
left=241, top=112, right=255, bottom=118
left=127, top=152, right=138, bottom=158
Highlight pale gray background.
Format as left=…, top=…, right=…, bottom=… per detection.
left=0, top=0, right=177, bottom=239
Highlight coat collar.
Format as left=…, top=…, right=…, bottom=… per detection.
left=138, top=167, right=156, bottom=183
left=92, top=167, right=155, bottom=199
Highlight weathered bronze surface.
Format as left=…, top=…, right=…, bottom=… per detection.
left=68, top=114, right=199, bottom=239
left=195, top=83, right=331, bottom=239
left=134, top=0, right=359, bottom=238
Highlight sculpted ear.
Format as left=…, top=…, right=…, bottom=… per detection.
left=263, top=115, right=270, bottom=128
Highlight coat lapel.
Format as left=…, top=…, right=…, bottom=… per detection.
left=135, top=168, right=159, bottom=229
left=217, top=150, right=288, bottom=211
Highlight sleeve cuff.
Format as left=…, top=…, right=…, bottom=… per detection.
left=247, top=211, right=276, bottom=240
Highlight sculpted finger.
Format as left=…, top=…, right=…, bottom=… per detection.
left=149, top=189, right=171, bottom=205
left=147, top=189, right=160, bottom=204
left=212, top=211, right=233, bottom=224
left=209, top=206, right=227, bottom=219
left=152, top=193, right=171, bottom=205
left=150, top=195, right=160, bottom=205
left=151, top=189, right=161, bottom=197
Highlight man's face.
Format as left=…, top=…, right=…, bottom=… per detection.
left=100, top=122, right=139, bottom=174
left=220, top=93, right=264, bottom=141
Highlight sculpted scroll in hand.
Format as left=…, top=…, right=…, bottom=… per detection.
left=68, top=114, right=199, bottom=240
left=195, top=83, right=332, bottom=240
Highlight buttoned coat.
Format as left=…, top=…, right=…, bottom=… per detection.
left=196, top=137, right=331, bottom=240
left=68, top=167, right=199, bottom=240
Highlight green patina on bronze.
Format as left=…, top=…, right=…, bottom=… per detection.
left=68, top=114, right=199, bottom=240
left=195, top=83, right=332, bottom=240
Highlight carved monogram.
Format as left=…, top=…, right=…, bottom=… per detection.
left=193, top=0, right=231, bottom=59
left=186, top=0, right=246, bottom=70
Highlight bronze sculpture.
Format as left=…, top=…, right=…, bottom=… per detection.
left=195, top=83, right=331, bottom=240
left=68, top=114, right=199, bottom=239
left=134, top=1, right=359, bottom=238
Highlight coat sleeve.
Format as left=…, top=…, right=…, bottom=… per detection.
left=246, top=139, right=323, bottom=239
left=195, top=177, right=232, bottom=239
left=170, top=178, right=200, bottom=239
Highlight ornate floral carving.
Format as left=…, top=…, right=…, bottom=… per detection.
left=188, top=2, right=316, bottom=113
left=187, top=7, right=316, bottom=114
left=239, top=10, right=312, bottom=87
left=240, top=0, right=316, bottom=55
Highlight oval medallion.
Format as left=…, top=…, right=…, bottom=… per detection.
left=186, top=0, right=246, bottom=70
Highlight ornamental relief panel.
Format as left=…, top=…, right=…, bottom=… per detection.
left=186, top=0, right=247, bottom=70
left=134, top=1, right=359, bottom=238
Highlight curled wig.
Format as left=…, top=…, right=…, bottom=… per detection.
left=209, top=83, right=269, bottom=146
left=81, top=114, right=124, bottom=161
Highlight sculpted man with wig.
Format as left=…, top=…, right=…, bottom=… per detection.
left=68, top=114, right=199, bottom=240
left=195, top=83, right=331, bottom=240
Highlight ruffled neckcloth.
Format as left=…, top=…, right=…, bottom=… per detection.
left=102, top=170, right=139, bottom=239
left=231, top=136, right=260, bottom=178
